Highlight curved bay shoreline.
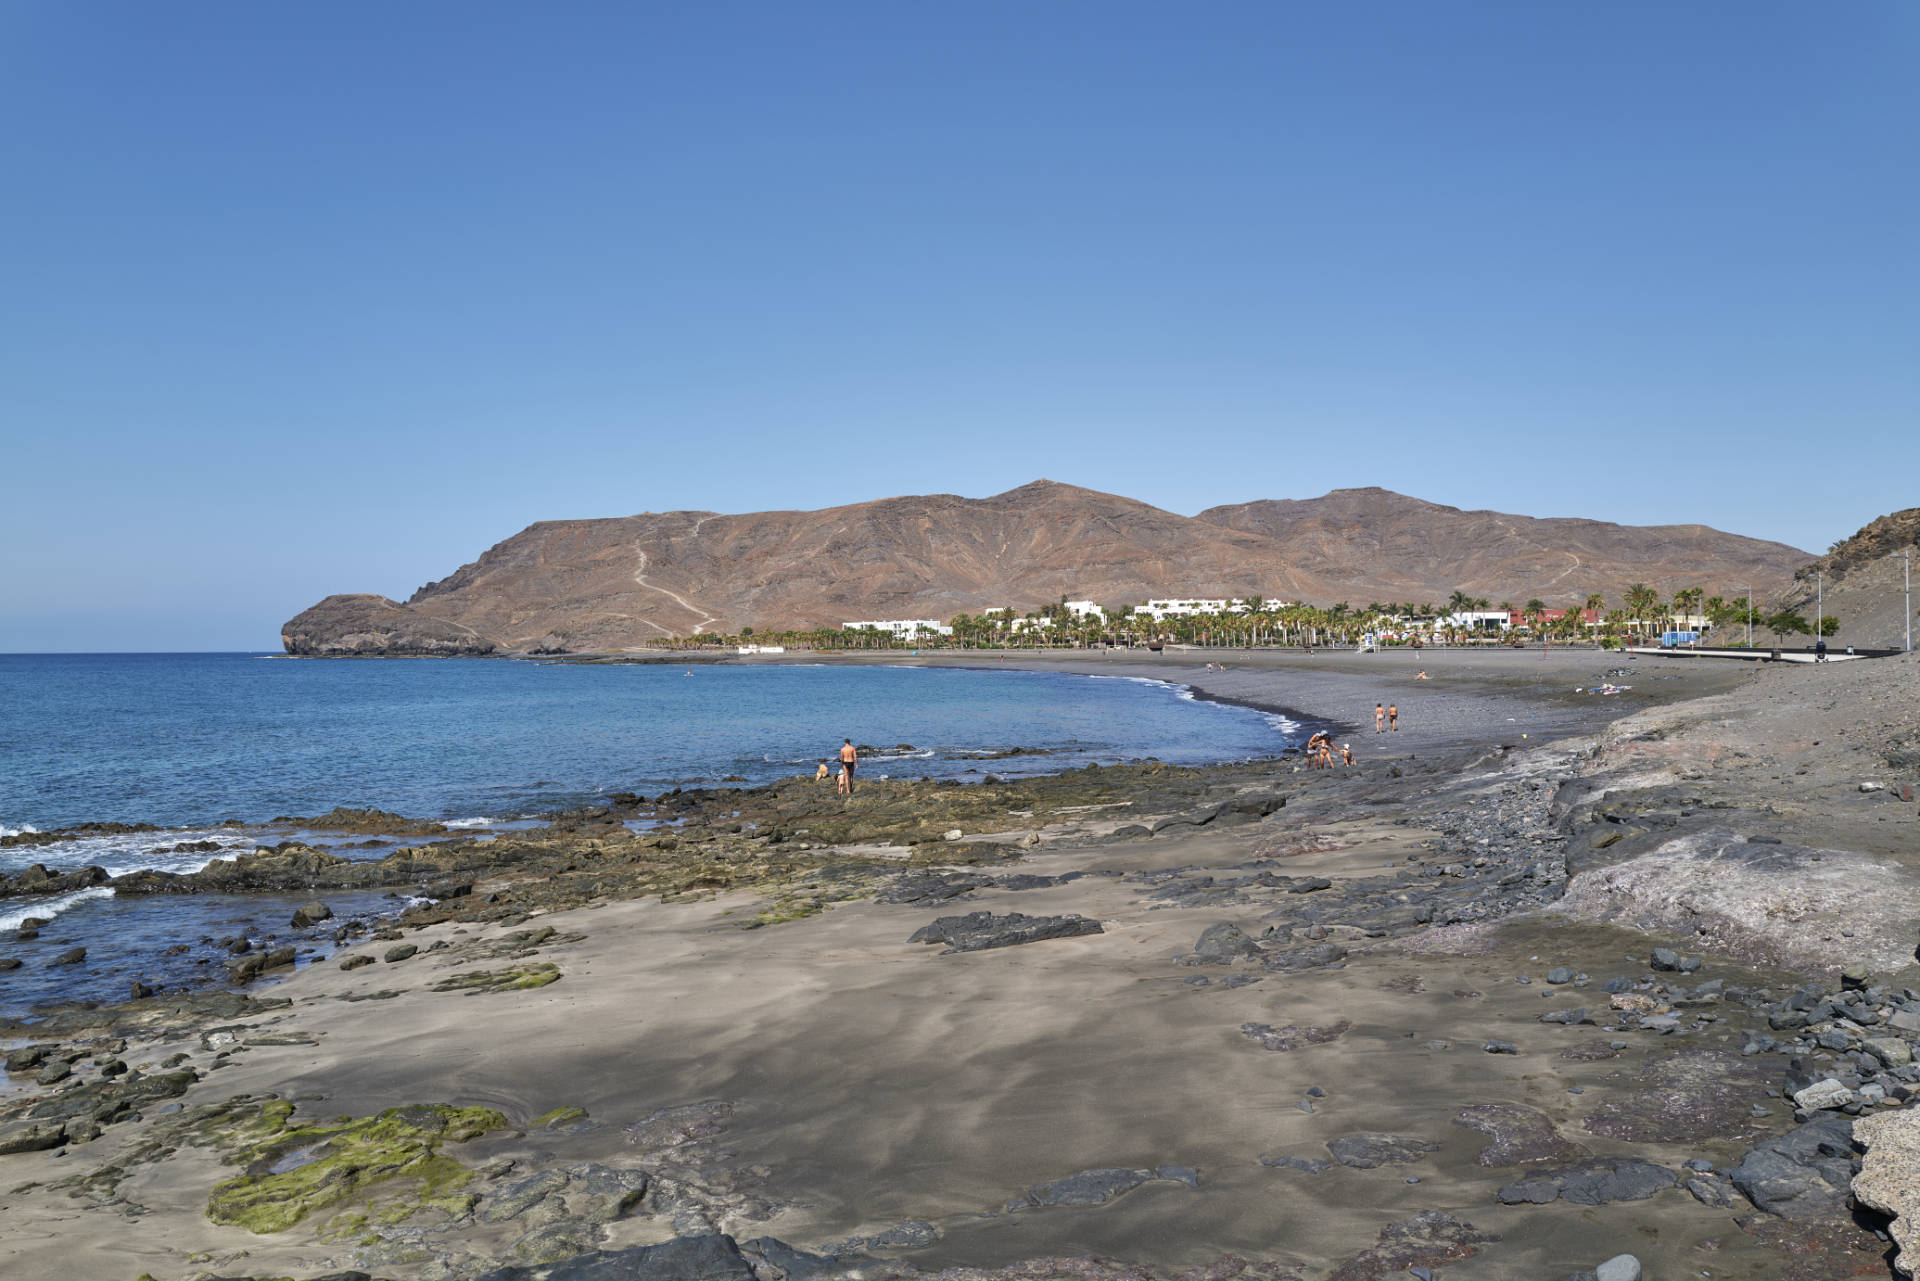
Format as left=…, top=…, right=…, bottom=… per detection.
left=3, top=648, right=1919, bottom=1281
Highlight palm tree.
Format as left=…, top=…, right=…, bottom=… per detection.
left=1623, top=583, right=1658, bottom=638
left=1672, top=587, right=1703, bottom=633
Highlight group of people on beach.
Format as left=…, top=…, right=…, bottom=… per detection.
left=1303, top=730, right=1354, bottom=769
left=815, top=739, right=861, bottom=795
left=1374, top=702, right=1398, bottom=732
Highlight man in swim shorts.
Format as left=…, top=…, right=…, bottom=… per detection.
left=838, top=738, right=858, bottom=796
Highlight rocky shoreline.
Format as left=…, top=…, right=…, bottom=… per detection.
left=3, top=652, right=1918, bottom=1281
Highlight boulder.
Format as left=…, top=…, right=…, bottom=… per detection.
left=1853, top=1107, right=1920, bottom=1277
left=1595, top=1256, right=1642, bottom=1281
left=291, top=900, right=333, bottom=927
left=228, top=945, right=297, bottom=982
left=0, top=1121, right=66, bottom=1155
left=1791, top=1079, right=1855, bottom=1112
left=907, top=911, right=1102, bottom=954
left=1190, top=922, right=1259, bottom=961
left=1726, top=1113, right=1856, bottom=1219
left=1866, top=1038, right=1915, bottom=1068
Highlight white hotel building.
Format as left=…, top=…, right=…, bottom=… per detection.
left=840, top=619, right=954, bottom=638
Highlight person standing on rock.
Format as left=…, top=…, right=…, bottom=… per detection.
left=838, top=739, right=859, bottom=796
left=1375, top=703, right=1386, bottom=733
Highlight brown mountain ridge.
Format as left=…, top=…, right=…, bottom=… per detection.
left=282, top=481, right=1810, bottom=654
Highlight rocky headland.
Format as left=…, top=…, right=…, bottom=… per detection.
left=282, top=594, right=499, bottom=658
left=3, top=650, right=1918, bottom=1281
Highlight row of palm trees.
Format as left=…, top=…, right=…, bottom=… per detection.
left=657, top=585, right=1835, bottom=651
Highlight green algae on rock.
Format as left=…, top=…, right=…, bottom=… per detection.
left=429, top=962, right=561, bottom=994
left=206, top=1102, right=508, bottom=1233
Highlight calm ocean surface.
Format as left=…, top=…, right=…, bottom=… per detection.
left=1, top=653, right=1298, bottom=835
left=0, top=654, right=1298, bottom=1016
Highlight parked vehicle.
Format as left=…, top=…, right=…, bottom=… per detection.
left=1659, top=630, right=1701, bottom=648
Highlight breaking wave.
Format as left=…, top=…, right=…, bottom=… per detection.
left=0, top=886, right=114, bottom=932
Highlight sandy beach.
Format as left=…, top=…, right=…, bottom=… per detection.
left=4, top=649, right=1917, bottom=1281
left=815, top=644, right=1758, bottom=751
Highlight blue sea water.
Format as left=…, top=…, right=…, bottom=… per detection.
left=0, top=654, right=1299, bottom=1017
left=1, top=654, right=1296, bottom=834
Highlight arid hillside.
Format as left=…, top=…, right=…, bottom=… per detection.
left=284, top=481, right=1810, bottom=654
left=1782, top=506, right=1920, bottom=649
left=1198, top=488, right=1806, bottom=610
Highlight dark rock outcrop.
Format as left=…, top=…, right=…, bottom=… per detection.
left=1494, top=1159, right=1677, bottom=1206
left=1726, top=1114, right=1858, bottom=1219
left=281, top=593, right=499, bottom=657
left=908, top=911, right=1104, bottom=954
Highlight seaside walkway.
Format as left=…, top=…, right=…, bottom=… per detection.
left=1621, top=645, right=1895, bottom=663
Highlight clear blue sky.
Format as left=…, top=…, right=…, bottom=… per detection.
left=3, top=2, right=1914, bottom=650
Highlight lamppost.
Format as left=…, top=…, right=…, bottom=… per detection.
left=1893, top=553, right=1912, bottom=653
left=1816, top=570, right=1822, bottom=644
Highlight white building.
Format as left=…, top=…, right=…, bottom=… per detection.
left=1137, top=598, right=1237, bottom=620
left=1064, top=600, right=1106, bottom=619
left=1438, top=610, right=1512, bottom=633
left=841, top=619, right=953, bottom=638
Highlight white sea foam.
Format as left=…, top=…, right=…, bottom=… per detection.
left=442, top=816, right=497, bottom=829
left=0, top=824, right=40, bottom=839
left=0, top=828, right=260, bottom=879
left=1088, top=674, right=1185, bottom=692
left=0, top=886, right=113, bottom=932
left=1088, top=672, right=1301, bottom=744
